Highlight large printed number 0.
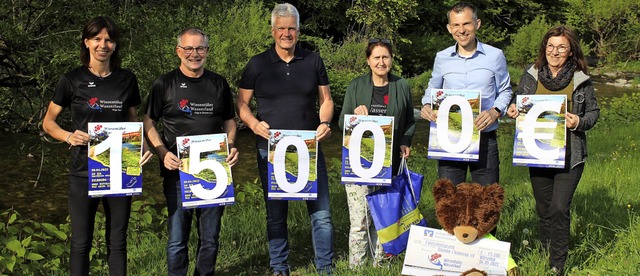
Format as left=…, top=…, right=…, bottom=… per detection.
left=93, top=130, right=124, bottom=192
left=436, top=96, right=474, bottom=153
left=273, top=136, right=310, bottom=193
left=348, top=122, right=385, bottom=179
left=188, top=142, right=228, bottom=200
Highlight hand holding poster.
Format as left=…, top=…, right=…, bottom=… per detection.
left=267, top=130, right=318, bottom=200
left=176, top=134, right=234, bottom=208
left=88, top=122, right=143, bottom=197
left=427, top=89, right=481, bottom=162
left=341, top=115, right=394, bottom=186
left=402, top=225, right=511, bottom=276
left=512, top=95, right=567, bottom=168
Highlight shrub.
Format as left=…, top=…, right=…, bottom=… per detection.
left=408, top=70, right=432, bottom=103
left=599, top=92, right=640, bottom=124
left=505, top=15, right=553, bottom=68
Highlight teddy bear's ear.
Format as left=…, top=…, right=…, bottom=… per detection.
left=483, top=183, right=505, bottom=210
left=433, top=178, right=455, bottom=203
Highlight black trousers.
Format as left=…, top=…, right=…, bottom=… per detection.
left=68, top=175, right=131, bottom=275
left=529, top=163, right=584, bottom=270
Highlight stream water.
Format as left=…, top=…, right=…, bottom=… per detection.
left=0, top=82, right=636, bottom=223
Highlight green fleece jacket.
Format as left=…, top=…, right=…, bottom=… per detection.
left=338, top=72, right=416, bottom=158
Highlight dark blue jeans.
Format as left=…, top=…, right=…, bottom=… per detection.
left=438, top=130, right=500, bottom=186
left=163, top=174, right=225, bottom=276
left=530, top=164, right=584, bottom=271
left=68, top=175, right=131, bottom=276
left=257, top=148, right=334, bottom=275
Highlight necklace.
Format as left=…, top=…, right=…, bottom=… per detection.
left=88, top=66, right=112, bottom=79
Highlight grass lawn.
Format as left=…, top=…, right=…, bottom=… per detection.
left=122, top=120, right=640, bottom=275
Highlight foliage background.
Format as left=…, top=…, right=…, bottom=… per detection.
left=2, top=0, right=639, bottom=133
left=1, top=0, right=640, bottom=273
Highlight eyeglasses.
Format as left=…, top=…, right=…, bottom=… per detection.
left=546, top=44, right=569, bottom=53
left=178, top=46, right=208, bottom=54
left=368, top=38, right=392, bottom=46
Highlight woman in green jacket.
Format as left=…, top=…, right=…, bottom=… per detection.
left=338, top=39, right=415, bottom=268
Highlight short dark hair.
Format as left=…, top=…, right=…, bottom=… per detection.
left=448, top=2, right=478, bottom=23
left=80, top=16, right=121, bottom=70
left=534, top=26, right=588, bottom=74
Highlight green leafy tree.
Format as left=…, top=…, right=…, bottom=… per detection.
left=0, top=0, right=115, bottom=132
left=565, top=0, right=640, bottom=63
left=505, top=15, right=554, bottom=67
left=346, top=0, right=419, bottom=40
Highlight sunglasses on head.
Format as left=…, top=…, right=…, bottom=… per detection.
left=368, top=38, right=392, bottom=45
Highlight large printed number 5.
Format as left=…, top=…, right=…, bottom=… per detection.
left=348, top=121, right=385, bottom=179
left=188, top=141, right=228, bottom=200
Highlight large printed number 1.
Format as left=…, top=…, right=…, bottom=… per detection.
left=436, top=96, right=474, bottom=153
left=273, top=136, right=310, bottom=193
left=188, top=142, right=228, bottom=200
left=348, top=121, right=385, bottom=179
left=92, top=130, right=124, bottom=192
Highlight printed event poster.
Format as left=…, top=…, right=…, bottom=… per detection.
left=176, top=134, right=234, bottom=208
left=267, top=130, right=318, bottom=200
left=341, top=115, right=394, bottom=186
left=428, top=89, right=481, bottom=162
left=88, top=122, right=143, bottom=197
left=402, top=225, right=511, bottom=276
left=513, top=95, right=567, bottom=168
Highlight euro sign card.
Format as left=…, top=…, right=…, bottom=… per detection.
left=341, top=115, right=394, bottom=186
left=176, top=134, right=234, bottom=208
left=402, top=225, right=511, bottom=276
left=88, top=122, right=143, bottom=197
left=428, top=89, right=481, bottom=162
left=513, top=95, right=567, bottom=168
left=267, top=130, right=318, bottom=200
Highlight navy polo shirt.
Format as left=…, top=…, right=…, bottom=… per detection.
left=239, top=45, right=330, bottom=149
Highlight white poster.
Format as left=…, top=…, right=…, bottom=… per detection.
left=88, top=122, right=143, bottom=197
left=402, top=225, right=510, bottom=276
left=341, top=115, right=394, bottom=186
left=176, top=134, right=234, bottom=208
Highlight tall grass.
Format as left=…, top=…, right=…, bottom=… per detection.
left=118, top=119, right=640, bottom=275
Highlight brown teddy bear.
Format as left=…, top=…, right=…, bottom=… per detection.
left=432, top=178, right=512, bottom=276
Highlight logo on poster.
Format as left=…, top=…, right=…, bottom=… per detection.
left=429, top=253, right=443, bottom=269
left=423, top=229, right=435, bottom=237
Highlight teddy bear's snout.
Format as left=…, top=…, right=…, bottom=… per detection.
left=453, top=226, right=479, bottom=244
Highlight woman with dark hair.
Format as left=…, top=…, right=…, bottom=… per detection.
left=507, top=25, right=599, bottom=274
left=338, top=39, right=415, bottom=267
left=42, top=16, right=151, bottom=275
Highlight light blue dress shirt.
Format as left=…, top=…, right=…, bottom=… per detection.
left=421, top=40, right=513, bottom=132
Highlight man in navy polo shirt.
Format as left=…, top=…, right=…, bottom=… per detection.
left=237, top=3, right=334, bottom=275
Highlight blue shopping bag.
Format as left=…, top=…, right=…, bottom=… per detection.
left=366, top=158, right=427, bottom=255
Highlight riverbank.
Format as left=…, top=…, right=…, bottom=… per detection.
left=3, top=115, right=639, bottom=274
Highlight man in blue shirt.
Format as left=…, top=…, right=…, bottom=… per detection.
left=420, top=2, right=512, bottom=186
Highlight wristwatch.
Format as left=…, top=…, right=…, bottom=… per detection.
left=493, top=107, right=501, bottom=114
left=320, top=121, right=331, bottom=128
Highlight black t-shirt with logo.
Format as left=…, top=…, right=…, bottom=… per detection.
left=52, top=66, right=141, bottom=177
left=369, top=84, right=389, bottom=116
left=145, top=69, right=235, bottom=165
